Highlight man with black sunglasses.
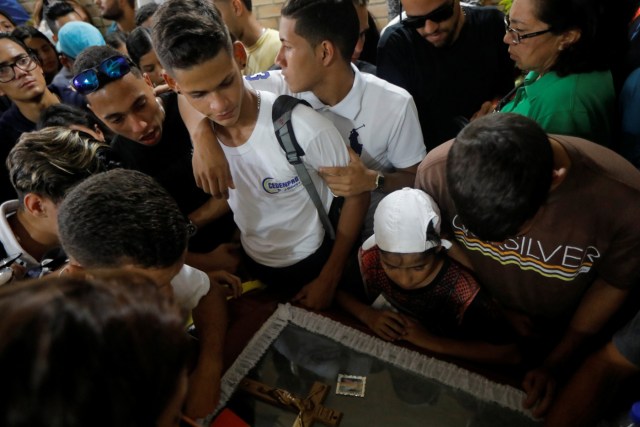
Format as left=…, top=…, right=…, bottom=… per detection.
left=377, top=0, right=515, bottom=149
left=0, top=34, right=85, bottom=203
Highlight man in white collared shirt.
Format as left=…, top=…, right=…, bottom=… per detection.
left=191, top=0, right=426, bottom=238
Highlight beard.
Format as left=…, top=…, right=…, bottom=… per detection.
left=101, top=7, right=123, bottom=21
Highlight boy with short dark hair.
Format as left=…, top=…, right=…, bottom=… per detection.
left=337, top=188, right=519, bottom=364
left=153, top=0, right=369, bottom=310
left=417, top=113, right=640, bottom=416
left=58, top=168, right=238, bottom=419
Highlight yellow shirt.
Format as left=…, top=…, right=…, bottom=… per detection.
left=244, top=28, right=281, bottom=76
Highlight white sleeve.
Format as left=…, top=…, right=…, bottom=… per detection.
left=170, top=264, right=210, bottom=311
left=386, top=97, right=427, bottom=169
left=292, top=105, right=350, bottom=170
left=245, top=70, right=294, bottom=96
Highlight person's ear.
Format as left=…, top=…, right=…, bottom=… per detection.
left=550, top=167, right=568, bottom=191
left=58, top=261, right=85, bottom=277
left=231, top=0, right=243, bottom=16
left=558, top=29, right=581, bottom=51
left=162, top=71, right=180, bottom=93
left=23, top=193, right=48, bottom=218
left=93, top=124, right=105, bottom=142
left=318, top=40, right=335, bottom=66
left=59, top=54, right=72, bottom=69
left=233, top=41, right=248, bottom=69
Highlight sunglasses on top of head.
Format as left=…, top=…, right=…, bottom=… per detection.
left=71, top=55, right=132, bottom=95
left=402, top=0, right=455, bottom=29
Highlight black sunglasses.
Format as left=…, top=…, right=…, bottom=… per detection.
left=402, top=0, right=455, bottom=29
left=71, top=55, right=132, bottom=95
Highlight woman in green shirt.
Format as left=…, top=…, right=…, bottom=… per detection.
left=496, top=0, right=617, bottom=147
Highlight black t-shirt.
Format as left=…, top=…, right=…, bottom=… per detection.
left=0, top=85, right=86, bottom=202
left=377, top=6, right=515, bottom=149
left=111, top=92, right=235, bottom=252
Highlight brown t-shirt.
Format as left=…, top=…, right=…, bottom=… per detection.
left=416, top=135, right=640, bottom=322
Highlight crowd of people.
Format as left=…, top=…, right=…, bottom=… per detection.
left=0, top=0, right=639, bottom=426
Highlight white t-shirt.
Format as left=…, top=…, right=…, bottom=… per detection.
left=246, top=66, right=426, bottom=238
left=221, top=90, right=349, bottom=267
left=171, top=264, right=210, bottom=311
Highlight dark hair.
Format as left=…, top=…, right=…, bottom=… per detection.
left=11, top=24, right=53, bottom=46
left=446, top=114, right=553, bottom=241
left=7, top=127, right=111, bottom=204
left=73, top=45, right=142, bottom=78
left=44, top=1, right=76, bottom=33
left=241, top=0, right=253, bottom=12
left=37, top=103, right=109, bottom=135
left=11, top=25, right=60, bottom=79
left=0, top=9, right=17, bottom=27
left=44, top=1, right=75, bottom=21
left=281, top=0, right=359, bottom=62
left=135, top=2, right=159, bottom=26
left=0, top=33, right=33, bottom=56
left=152, top=0, right=232, bottom=72
left=58, top=169, right=190, bottom=269
left=126, top=26, right=154, bottom=67
left=0, top=272, right=189, bottom=427
left=534, top=0, right=624, bottom=76
left=105, top=30, right=128, bottom=50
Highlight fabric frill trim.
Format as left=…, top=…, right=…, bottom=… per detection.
left=213, top=303, right=532, bottom=420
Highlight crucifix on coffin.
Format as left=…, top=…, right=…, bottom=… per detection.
left=239, top=377, right=343, bottom=427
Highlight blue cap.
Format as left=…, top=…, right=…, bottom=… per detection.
left=56, top=21, right=106, bottom=60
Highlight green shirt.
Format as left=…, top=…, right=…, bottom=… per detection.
left=501, top=70, right=614, bottom=146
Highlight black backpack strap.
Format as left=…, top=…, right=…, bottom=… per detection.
left=272, top=95, right=336, bottom=240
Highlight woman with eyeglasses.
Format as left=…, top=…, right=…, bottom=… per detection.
left=491, top=0, right=619, bottom=147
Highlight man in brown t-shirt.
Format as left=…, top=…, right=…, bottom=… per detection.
left=415, top=113, right=640, bottom=419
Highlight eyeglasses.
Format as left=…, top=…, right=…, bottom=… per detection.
left=0, top=54, right=38, bottom=83
left=402, top=0, right=455, bottom=29
left=504, top=15, right=553, bottom=45
left=71, top=55, right=132, bottom=95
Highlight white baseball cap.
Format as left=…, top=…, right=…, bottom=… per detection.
left=362, top=188, right=451, bottom=253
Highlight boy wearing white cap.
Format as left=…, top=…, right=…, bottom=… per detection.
left=337, top=188, right=520, bottom=364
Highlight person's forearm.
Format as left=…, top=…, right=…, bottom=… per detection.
left=188, top=198, right=230, bottom=228
left=545, top=343, right=639, bottom=427
left=408, top=331, right=521, bottom=365
left=191, top=118, right=225, bottom=164
left=378, top=167, right=417, bottom=193
left=178, top=92, right=206, bottom=130
left=336, top=290, right=375, bottom=326
left=317, top=192, right=369, bottom=287
left=191, top=283, right=228, bottom=372
left=543, top=278, right=629, bottom=372
left=186, top=282, right=228, bottom=417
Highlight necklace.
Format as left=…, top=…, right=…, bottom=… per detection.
left=256, top=90, right=261, bottom=113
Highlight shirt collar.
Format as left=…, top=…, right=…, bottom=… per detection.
left=299, top=63, right=363, bottom=120
left=523, top=70, right=560, bottom=100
